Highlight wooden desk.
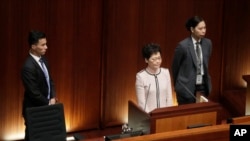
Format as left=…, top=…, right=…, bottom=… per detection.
left=128, top=101, right=223, bottom=134
left=231, top=115, right=250, bottom=124
left=115, top=124, right=230, bottom=141
left=150, top=102, right=222, bottom=133
left=79, top=116, right=250, bottom=141
left=243, top=75, right=250, bottom=115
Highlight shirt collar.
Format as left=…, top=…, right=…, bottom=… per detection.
left=29, top=51, right=42, bottom=62
left=191, top=36, right=201, bottom=45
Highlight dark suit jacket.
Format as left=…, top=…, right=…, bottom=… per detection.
left=21, top=55, right=56, bottom=116
left=172, top=37, right=212, bottom=102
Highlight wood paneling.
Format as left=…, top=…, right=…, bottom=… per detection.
left=149, top=101, right=223, bottom=133
left=222, top=0, right=250, bottom=90
left=102, top=0, right=140, bottom=127
left=115, top=124, right=230, bottom=141
left=0, top=0, right=103, bottom=140
left=102, top=0, right=224, bottom=127
left=115, top=116, right=250, bottom=141
left=1, top=0, right=250, bottom=140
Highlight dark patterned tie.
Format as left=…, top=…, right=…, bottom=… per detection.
left=195, top=42, right=202, bottom=74
left=154, top=75, right=160, bottom=108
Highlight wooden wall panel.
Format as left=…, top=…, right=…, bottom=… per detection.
left=45, top=0, right=103, bottom=132
left=1, top=0, right=250, bottom=140
left=222, top=0, right=250, bottom=90
left=69, top=0, right=103, bottom=131
left=193, top=0, right=224, bottom=101
left=0, top=0, right=102, bottom=140
left=102, top=0, right=140, bottom=127
left=102, top=0, right=224, bottom=127
left=0, top=0, right=49, bottom=140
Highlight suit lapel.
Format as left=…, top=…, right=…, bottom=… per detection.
left=187, top=38, right=198, bottom=68
left=30, top=55, right=47, bottom=78
left=200, top=39, right=208, bottom=68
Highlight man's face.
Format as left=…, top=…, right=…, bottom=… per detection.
left=31, top=38, right=47, bottom=56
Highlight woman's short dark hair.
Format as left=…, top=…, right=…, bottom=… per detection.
left=28, top=30, right=46, bottom=46
left=142, top=43, right=161, bottom=60
left=185, top=16, right=204, bottom=32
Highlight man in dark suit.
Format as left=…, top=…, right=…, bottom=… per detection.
left=172, top=16, right=212, bottom=105
left=21, top=30, right=57, bottom=141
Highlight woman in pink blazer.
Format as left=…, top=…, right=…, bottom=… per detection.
left=135, top=43, right=173, bottom=113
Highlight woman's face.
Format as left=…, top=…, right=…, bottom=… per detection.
left=146, top=52, right=162, bottom=70
left=192, top=21, right=206, bottom=40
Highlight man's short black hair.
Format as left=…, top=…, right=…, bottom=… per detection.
left=28, top=30, right=46, bottom=46
left=185, top=16, right=204, bottom=31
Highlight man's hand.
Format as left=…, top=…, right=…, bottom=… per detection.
left=49, top=98, right=56, bottom=105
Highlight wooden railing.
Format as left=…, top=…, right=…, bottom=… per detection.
left=115, top=116, right=250, bottom=141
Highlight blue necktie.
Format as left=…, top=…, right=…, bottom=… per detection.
left=39, top=58, right=50, bottom=99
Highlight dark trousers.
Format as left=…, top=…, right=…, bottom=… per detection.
left=177, top=96, right=196, bottom=105
left=195, top=84, right=208, bottom=103
left=178, top=84, right=207, bottom=105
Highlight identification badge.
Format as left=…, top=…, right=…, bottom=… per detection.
left=196, top=75, right=203, bottom=85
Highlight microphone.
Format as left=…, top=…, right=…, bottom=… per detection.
left=144, top=84, right=151, bottom=111
left=177, top=81, right=197, bottom=100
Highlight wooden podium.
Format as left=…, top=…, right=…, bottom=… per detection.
left=128, top=100, right=223, bottom=134
left=243, top=75, right=250, bottom=115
